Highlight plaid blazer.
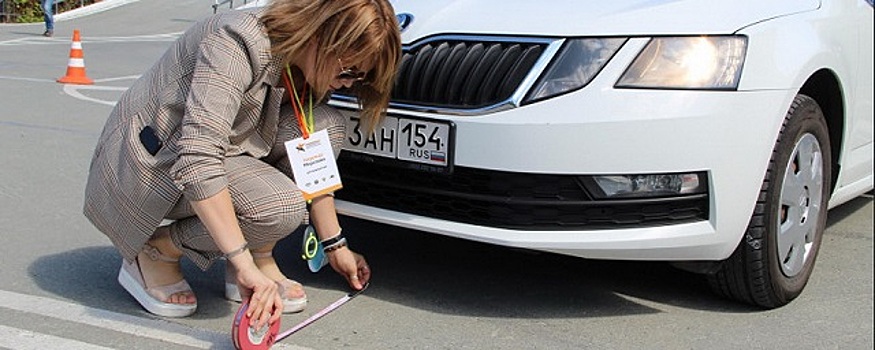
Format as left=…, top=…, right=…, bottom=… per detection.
left=83, top=8, right=293, bottom=263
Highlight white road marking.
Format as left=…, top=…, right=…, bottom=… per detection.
left=58, top=75, right=140, bottom=106
left=93, top=75, right=143, bottom=83
left=0, top=75, right=141, bottom=107
left=0, top=290, right=308, bottom=349
left=0, top=33, right=183, bottom=46
left=62, top=83, right=131, bottom=106
left=0, top=325, right=116, bottom=350
left=0, top=75, right=138, bottom=106
left=55, top=0, right=143, bottom=22
left=0, top=75, right=57, bottom=83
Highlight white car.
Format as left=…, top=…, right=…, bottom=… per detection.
left=325, top=0, right=875, bottom=308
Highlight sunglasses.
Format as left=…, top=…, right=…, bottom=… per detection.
left=337, top=59, right=368, bottom=82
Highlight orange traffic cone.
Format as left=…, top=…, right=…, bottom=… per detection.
left=57, top=29, right=93, bottom=85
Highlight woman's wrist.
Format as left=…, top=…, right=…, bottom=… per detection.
left=229, top=252, right=256, bottom=272
left=321, top=228, right=347, bottom=253
left=224, top=242, right=255, bottom=269
left=324, top=238, right=348, bottom=253
left=325, top=244, right=350, bottom=258
left=223, top=241, right=249, bottom=259
left=320, top=227, right=343, bottom=244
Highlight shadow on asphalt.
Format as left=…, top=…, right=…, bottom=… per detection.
left=826, top=193, right=873, bottom=229
left=32, top=196, right=870, bottom=322
left=0, top=30, right=61, bottom=37
left=28, top=245, right=234, bottom=322
left=274, top=222, right=758, bottom=319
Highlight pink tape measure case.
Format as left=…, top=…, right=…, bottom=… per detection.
left=231, top=301, right=281, bottom=350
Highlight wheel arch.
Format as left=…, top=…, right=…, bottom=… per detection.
left=798, top=68, right=843, bottom=195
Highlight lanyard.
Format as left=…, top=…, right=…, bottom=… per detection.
left=282, top=65, right=314, bottom=139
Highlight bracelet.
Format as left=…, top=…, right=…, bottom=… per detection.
left=224, top=242, right=249, bottom=259
left=323, top=238, right=348, bottom=253
left=323, top=236, right=347, bottom=251
left=320, top=228, right=344, bottom=246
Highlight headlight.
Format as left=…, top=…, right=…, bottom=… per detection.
left=616, top=36, right=747, bottom=90
left=584, top=172, right=707, bottom=199
left=523, top=38, right=627, bottom=104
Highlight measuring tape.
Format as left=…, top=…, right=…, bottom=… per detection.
left=231, top=283, right=370, bottom=350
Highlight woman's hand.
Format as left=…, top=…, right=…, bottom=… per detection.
left=232, top=258, right=283, bottom=329
left=188, top=189, right=282, bottom=328
left=308, top=195, right=370, bottom=289
left=327, top=248, right=371, bottom=290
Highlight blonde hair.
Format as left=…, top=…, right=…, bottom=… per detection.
left=262, top=0, right=401, bottom=132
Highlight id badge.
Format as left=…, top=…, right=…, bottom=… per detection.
left=301, top=225, right=328, bottom=272
left=284, top=129, right=343, bottom=200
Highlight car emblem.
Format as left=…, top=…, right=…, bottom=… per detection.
left=396, top=13, right=413, bottom=33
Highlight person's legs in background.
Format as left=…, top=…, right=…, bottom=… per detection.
left=41, top=0, right=54, bottom=37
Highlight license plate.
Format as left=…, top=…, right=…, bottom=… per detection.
left=344, top=115, right=453, bottom=169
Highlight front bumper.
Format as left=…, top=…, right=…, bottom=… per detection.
left=331, top=50, right=796, bottom=261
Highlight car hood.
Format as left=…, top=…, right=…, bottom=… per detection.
left=392, top=0, right=821, bottom=41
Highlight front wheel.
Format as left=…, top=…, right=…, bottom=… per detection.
left=708, top=94, right=832, bottom=309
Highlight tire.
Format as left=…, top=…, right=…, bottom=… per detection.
left=707, top=94, right=832, bottom=309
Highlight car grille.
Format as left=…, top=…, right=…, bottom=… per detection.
left=337, top=37, right=550, bottom=110
left=335, top=155, right=710, bottom=230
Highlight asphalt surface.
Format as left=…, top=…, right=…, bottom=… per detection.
left=1, top=1, right=873, bottom=349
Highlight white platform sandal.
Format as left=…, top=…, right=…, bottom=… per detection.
left=117, top=243, right=197, bottom=317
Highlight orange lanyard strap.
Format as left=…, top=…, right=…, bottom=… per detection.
left=282, top=65, right=314, bottom=139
